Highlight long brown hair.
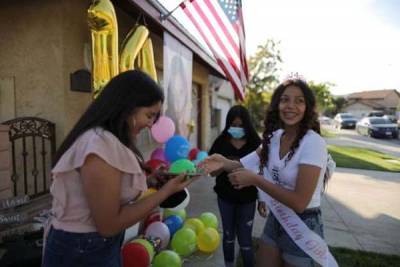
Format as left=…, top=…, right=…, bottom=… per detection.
left=259, top=79, right=320, bottom=174
left=53, top=70, right=164, bottom=167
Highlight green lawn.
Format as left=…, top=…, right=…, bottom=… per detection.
left=321, top=128, right=337, bottom=138
left=328, top=145, right=400, bottom=172
left=330, top=247, right=400, bottom=267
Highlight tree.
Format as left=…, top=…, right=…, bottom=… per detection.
left=244, top=39, right=282, bottom=131
left=327, top=96, right=347, bottom=116
left=308, top=81, right=335, bottom=114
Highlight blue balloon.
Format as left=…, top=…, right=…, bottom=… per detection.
left=163, top=215, right=183, bottom=236
left=196, top=151, right=208, bottom=162
left=165, top=135, right=190, bottom=162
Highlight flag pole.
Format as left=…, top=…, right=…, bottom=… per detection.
left=160, top=0, right=189, bottom=21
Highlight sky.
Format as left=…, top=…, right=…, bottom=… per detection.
left=159, top=0, right=400, bottom=95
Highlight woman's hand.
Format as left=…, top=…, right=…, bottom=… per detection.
left=146, top=166, right=169, bottom=189
left=228, top=168, right=259, bottom=189
left=160, top=173, right=200, bottom=195
left=257, top=201, right=267, bottom=217
left=197, top=153, right=227, bottom=174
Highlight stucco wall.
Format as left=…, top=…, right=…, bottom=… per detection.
left=384, top=91, right=400, bottom=110
left=0, top=0, right=93, bottom=146
left=0, top=125, right=12, bottom=199
left=1, top=0, right=227, bottom=156
left=343, top=102, right=373, bottom=119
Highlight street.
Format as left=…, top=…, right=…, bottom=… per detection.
left=324, top=127, right=400, bottom=158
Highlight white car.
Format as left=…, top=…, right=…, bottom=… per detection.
left=318, top=116, right=331, bottom=125
left=333, top=113, right=357, bottom=129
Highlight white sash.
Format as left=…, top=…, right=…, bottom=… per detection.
left=241, top=152, right=338, bottom=267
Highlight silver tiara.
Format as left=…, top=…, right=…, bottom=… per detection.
left=282, top=72, right=307, bottom=83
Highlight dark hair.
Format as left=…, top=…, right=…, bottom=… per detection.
left=53, top=70, right=164, bottom=167
left=259, top=79, right=321, bottom=174
left=218, top=105, right=261, bottom=147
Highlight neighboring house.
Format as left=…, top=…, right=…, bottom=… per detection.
left=343, top=89, right=400, bottom=119
left=0, top=0, right=237, bottom=200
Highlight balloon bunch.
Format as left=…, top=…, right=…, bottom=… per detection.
left=121, top=116, right=219, bottom=266
left=88, top=0, right=157, bottom=98
left=146, top=115, right=208, bottom=179
left=123, top=209, right=220, bottom=267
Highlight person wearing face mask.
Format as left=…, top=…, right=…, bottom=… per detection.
left=208, top=105, right=261, bottom=267
left=201, top=78, right=335, bottom=267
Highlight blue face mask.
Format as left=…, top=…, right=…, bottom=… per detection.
left=228, top=127, right=245, bottom=139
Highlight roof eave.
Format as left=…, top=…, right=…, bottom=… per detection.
left=114, top=0, right=225, bottom=79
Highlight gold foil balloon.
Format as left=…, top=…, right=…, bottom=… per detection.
left=88, top=0, right=119, bottom=98
left=88, top=0, right=158, bottom=98
left=137, top=37, right=158, bottom=82
left=120, top=25, right=149, bottom=73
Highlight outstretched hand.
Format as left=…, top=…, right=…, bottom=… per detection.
left=228, top=168, right=259, bottom=189
left=197, top=153, right=226, bottom=175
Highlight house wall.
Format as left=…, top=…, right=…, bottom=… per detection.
left=343, top=102, right=373, bottom=119
left=0, top=125, right=12, bottom=199
left=0, top=0, right=93, bottom=144
left=0, top=0, right=224, bottom=152
left=383, top=91, right=400, bottom=112
left=208, top=79, right=235, bottom=148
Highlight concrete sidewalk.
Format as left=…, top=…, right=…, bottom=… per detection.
left=183, top=167, right=400, bottom=266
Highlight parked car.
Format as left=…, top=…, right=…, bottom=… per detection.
left=356, top=117, right=399, bottom=138
left=333, top=113, right=357, bottom=129
left=382, top=114, right=397, bottom=123
left=318, top=116, right=331, bottom=125
left=367, top=110, right=384, bottom=117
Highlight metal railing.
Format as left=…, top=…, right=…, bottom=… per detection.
left=1, top=117, right=55, bottom=198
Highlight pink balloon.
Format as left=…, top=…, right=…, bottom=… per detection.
left=151, top=116, right=175, bottom=143
left=150, top=148, right=167, bottom=162
left=145, top=221, right=171, bottom=249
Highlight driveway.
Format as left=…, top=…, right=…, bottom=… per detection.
left=322, top=167, right=400, bottom=255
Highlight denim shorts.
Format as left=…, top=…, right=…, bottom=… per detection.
left=42, top=227, right=124, bottom=267
left=260, top=208, right=324, bottom=267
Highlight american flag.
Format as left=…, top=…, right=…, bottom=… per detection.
left=180, top=0, right=249, bottom=100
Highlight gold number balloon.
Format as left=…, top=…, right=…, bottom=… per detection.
left=88, top=0, right=159, bottom=98
left=137, top=36, right=158, bottom=82
left=88, top=0, right=119, bottom=98
left=120, top=25, right=149, bottom=73
left=120, top=24, right=158, bottom=82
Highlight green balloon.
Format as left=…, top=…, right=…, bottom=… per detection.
left=131, top=238, right=155, bottom=260
left=169, top=159, right=196, bottom=174
left=199, top=212, right=218, bottom=229
left=164, top=208, right=187, bottom=221
left=153, top=250, right=182, bottom=267
left=171, top=228, right=197, bottom=256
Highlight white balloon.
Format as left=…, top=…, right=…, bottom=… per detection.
left=145, top=221, right=170, bottom=249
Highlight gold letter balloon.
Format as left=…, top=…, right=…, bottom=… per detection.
left=88, top=0, right=158, bottom=98
left=88, top=0, right=119, bottom=98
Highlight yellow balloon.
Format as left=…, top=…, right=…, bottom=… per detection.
left=137, top=37, right=158, bottom=82
left=183, top=218, right=205, bottom=236
left=120, top=25, right=149, bottom=73
left=140, top=188, right=157, bottom=199
left=197, top=227, right=220, bottom=253
left=87, top=0, right=119, bottom=98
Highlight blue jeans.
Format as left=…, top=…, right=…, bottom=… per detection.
left=42, top=227, right=124, bottom=267
left=261, top=208, right=324, bottom=267
left=217, top=197, right=256, bottom=267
